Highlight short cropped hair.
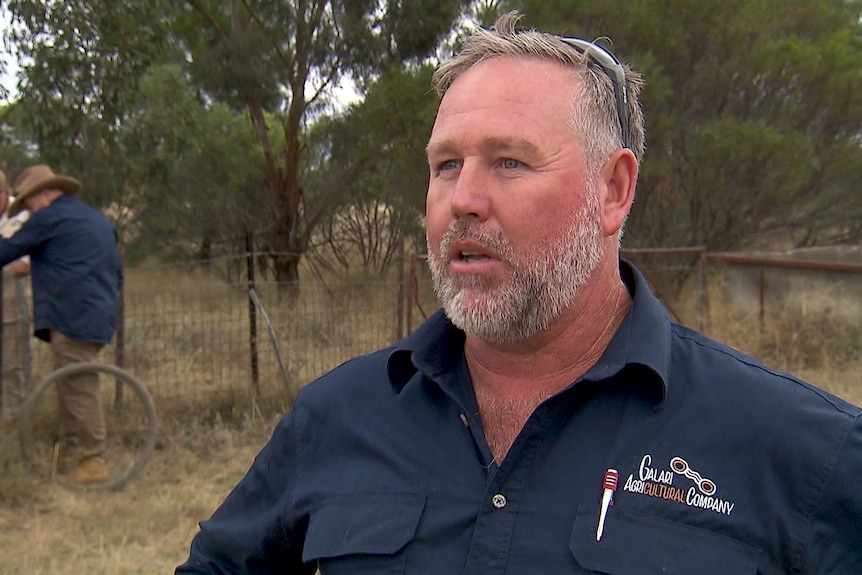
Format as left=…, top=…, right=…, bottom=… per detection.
left=432, top=11, right=646, bottom=174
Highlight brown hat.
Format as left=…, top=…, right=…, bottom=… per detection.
left=9, top=165, right=81, bottom=216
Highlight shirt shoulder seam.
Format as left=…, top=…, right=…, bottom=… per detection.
left=670, top=326, right=859, bottom=416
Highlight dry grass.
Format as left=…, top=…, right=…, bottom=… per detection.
left=0, top=414, right=276, bottom=575
left=663, top=271, right=861, bottom=406
left=705, top=304, right=862, bottom=406
left=0, top=265, right=859, bottom=573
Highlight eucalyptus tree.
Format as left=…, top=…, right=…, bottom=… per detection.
left=3, top=0, right=176, bottom=229
left=3, top=0, right=471, bottom=287
left=506, top=0, right=862, bottom=250
left=0, top=104, right=34, bottom=171
left=306, top=64, right=439, bottom=276
left=121, top=64, right=271, bottom=271
left=180, top=0, right=470, bottom=291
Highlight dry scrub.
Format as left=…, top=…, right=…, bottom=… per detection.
left=0, top=414, right=277, bottom=574
left=703, top=295, right=861, bottom=404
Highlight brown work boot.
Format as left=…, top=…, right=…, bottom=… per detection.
left=60, top=456, right=109, bottom=485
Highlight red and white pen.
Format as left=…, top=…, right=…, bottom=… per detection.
left=596, top=468, right=619, bottom=541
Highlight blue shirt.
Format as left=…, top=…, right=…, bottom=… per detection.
left=0, top=194, right=123, bottom=344
left=178, top=262, right=862, bottom=574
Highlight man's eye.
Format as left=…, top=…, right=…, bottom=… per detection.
left=441, top=159, right=461, bottom=171
left=501, top=158, right=521, bottom=169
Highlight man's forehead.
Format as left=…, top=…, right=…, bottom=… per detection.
left=427, top=135, right=542, bottom=156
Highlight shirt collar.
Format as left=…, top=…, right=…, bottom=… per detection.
left=579, top=260, right=670, bottom=403
left=386, top=308, right=461, bottom=391
left=387, top=260, right=671, bottom=403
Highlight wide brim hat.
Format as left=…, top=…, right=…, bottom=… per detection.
left=9, top=164, right=81, bottom=216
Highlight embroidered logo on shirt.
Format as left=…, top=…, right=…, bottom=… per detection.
left=622, top=454, right=735, bottom=516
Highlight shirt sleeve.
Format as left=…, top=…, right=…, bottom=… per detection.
left=175, top=407, right=315, bottom=574
left=0, top=210, right=29, bottom=238
left=0, top=212, right=44, bottom=266
left=804, top=413, right=862, bottom=573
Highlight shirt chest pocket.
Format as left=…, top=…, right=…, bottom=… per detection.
left=302, top=493, right=426, bottom=575
left=569, top=505, right=760, bottom=574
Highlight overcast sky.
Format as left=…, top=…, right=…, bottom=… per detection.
left=0, top=5, right=18, bottom=102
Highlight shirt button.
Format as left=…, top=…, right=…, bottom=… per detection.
left=492, top=494, right=507, bottom=509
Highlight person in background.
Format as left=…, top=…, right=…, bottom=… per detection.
left=0, top=168, right=32, bottom=433
left=0, top=165, right=123, bottom=485
left=177, top=11, right=862, bottom=573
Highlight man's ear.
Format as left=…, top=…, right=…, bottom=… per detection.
left=600, top=149, right=638, bottom=236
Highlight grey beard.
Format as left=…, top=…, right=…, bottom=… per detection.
left=427, top=199, right=603, bottom=343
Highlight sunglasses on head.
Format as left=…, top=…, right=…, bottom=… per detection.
left=557, top=37, right=630, bottom=150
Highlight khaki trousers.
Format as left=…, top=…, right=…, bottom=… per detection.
left=51, top=330, right=106, bottom=460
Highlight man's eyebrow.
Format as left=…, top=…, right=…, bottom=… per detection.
left=425, top=140, right=457, bottom=157
left=426, top=137, right=541, bottom=157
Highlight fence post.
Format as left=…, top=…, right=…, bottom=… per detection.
left=699, top=247, right=709, bottom=332
left=396, top=234, right=405, bottom=341
left=759, top=267, right=766, bottom=331
left=407, top=255, right=418, bottom=334
left=246, top=234, right=260, bottom=396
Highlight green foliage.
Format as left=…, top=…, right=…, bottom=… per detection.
left=3, top=0, right=861, bottom=277
left=509, top=0, right=862, bottom=249
left=380, top=0, right=467, bottom=61
left=2, top=0, right=467, bottom=281
left=0, top=104, right=36, bottom=170
left=181, top=1, right=284, bottom=113
left=306, top=64, right=440, bottom=272
left=177, top=0, right=467, bottom=285
left=5, top=0, right=175, bottom=207
left=121, top=65, right=270, bottom=265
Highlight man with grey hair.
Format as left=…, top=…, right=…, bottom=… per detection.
left=179, top=11, right=861, bottom=574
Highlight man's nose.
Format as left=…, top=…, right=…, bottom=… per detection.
left=449, top=159, right=492, bottom=221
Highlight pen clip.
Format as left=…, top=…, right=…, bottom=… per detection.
left=596, top=468, right=619, bottom=542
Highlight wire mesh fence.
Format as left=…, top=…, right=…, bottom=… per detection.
left=17, top=262, right=405, bottom=417
left=5, top=247, right=862, bottom=421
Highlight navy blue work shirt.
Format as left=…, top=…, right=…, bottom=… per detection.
left=0, top=194, right=123, bottom=344
left=178, top=261, right=862, bottom=574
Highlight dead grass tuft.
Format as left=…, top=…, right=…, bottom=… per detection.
left=688, top=286, right=862, bottom=406
left=0, top=414, right=277, bottom=575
